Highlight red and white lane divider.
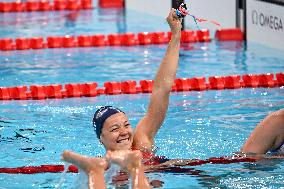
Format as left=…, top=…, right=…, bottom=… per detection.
left=0, top=29, right=243, bottom=51
left=0, top=156, right=257, bottom=174
left=0, top=73, right=283, bottom=101
left=0, top=0, right=93, bottom=13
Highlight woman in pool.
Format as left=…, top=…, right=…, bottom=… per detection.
left=91, top=8, right=182, bottom=158
left=62, top=8, right=182, bottom=188
left=62, top=6, right=284, bottom=188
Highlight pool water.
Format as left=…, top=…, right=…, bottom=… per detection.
left=1, top=3, right=284, bottom=189
left=1, top=88, right=283, bottom=188
left=0, top=8, right=169, bottom=38
left=0, top=41, right=283, bottom=87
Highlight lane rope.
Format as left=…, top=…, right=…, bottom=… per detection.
left=0, top=0, right=93, bottom=13
left=0, top=72, right=283, bottom=101
left=0, top=156, right=258, bottom=174
left=0, top=28, right=243, bottom=51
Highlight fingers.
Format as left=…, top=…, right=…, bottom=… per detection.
left=106, top=150, right=124, bottom=162
left=61, top=150, right=68, bottom=161
left=166, top=9, right=174, bottom=20
left=62, top=150, right=94, bottom=170
left=171, top=8, right=179, bottom=20
left=106, top=150, right=142, bottom=166
left=105, top=150, right=118, bottom=165
left=62, top=150, right=74, bottom=162
left=168, top=8, right=180, bottom=20
left=62, top=150, right=85, bottom=165
left=168, top=8, right=175, bottom=18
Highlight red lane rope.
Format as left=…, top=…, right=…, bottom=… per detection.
left=0, top=165, right=78, bottom=174
left=0, top=156, right=257, bottom=174
left=0, top=0, right=93, bottom=13
left=0, top=72, right=283, bottom=101
left=0, top=29, right=242, bottom=51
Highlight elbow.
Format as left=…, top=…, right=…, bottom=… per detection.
left=153, top=79, right=174, bottom=93
left=151, top=87, right=171, bottom=100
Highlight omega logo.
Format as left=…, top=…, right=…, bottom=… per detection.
left=252, top=10, right=283, bottom=31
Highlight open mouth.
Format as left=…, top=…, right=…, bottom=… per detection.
left=117, top=138, right=130, bottom=143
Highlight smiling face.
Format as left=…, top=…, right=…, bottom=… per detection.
left=100, top=112, right=134, bottom=151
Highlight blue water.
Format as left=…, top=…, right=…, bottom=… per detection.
left=0, top=8, right=169, bottom=38
left=0, top=41, right=283, bottom=87
left=1, top=2, right=284, bottom=189
left=1, top=88, right=284, bottom=188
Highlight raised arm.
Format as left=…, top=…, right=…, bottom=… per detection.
left=241, top=109, right=284, bottom=154
left=133, top=9, right=182, bottom=150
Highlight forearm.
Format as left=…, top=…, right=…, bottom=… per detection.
left=153, top=32, right=181, bottom=93
left=130, top=165, right=151, bottom=189
left=62, top=151, right=108, bottom=189
left=88, top=171, right=107, bottom=189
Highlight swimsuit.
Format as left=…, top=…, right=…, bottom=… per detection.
left=141, top=151, right=169, bottom=166
left=271, top=141, right=284, bottom=153
left=131, top=147, right=169, bottom=166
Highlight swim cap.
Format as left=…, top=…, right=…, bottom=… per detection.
left=93, top=106, right=125, bottom=139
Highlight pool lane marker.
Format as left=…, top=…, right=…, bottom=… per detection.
left=0, top=156, right=258, bottom=174
left=0, top=0, right=93, bottom=13
left=0, top=73, right=283, bottom=101
left=0, top=28, right=243, bottom=51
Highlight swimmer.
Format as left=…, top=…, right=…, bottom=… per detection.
left=92, top=8, right=182, bottom=156
left=61, top=8, right=181, bottom=188
left=62, top=150, right=150, bottom=189
left=61, top=6, right=283, bottom=186
left=241, top=108, right=284, bottom=154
